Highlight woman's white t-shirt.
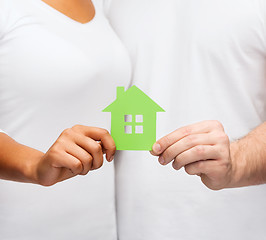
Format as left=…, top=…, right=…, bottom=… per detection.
left=0, top=0, right=131, bottom=239
left=107, top=1, right=266, bottom=240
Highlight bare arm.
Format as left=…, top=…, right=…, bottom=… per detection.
left=0, top=133, right=42, bottom=184
left=229, top=122, right=266, bottom=188
left=151, top=120, right=266, bottom=190
left=0, top=125, right=116, bottom=186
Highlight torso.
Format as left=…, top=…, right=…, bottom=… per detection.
left=107, top=1, right=266, bottom=239
left=0, top=0, right=131, bottom=239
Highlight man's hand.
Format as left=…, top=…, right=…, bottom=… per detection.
left=151, top=120, right=232, bottom=190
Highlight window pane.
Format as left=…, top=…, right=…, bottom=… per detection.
left=125, top=125, right=132, bottom=134
left=135, top=115, right=143, bottom=122
left=135, top=125, right=143, bottom=134
left=124, top=115, right=132, bottom=122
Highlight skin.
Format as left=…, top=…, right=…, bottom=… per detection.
left=151, top=120, right=266, bottom=190
left=2, top=1, right=265, bottom=190
left=0, top=125, right=116, bottom=186
left=41, top=0, right=95, bottom=24
left=0, top=1, right=112, bottom=186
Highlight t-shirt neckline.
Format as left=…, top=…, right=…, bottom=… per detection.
left=38, top=0, right=97, bottom=25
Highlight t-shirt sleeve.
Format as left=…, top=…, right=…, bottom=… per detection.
left=0, top=2, right=4, bottom=38
left=262, top=0, right=266, bottom=55
left=0, top=1, right=7, bottom=135
left=0, top=0, right=10, bottom=135
left=0, top=129, right=7, bottom=135
left=263, top=0, right=266, bottom=31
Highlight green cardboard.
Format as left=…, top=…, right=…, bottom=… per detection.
left=103, top=86, right=165, bottom=151
left=103, top=85, right=165, bottom=151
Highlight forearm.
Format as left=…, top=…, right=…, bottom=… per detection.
left=228, top=122, right=266, bottom=188
left=0, top=133, right=44, bottom=184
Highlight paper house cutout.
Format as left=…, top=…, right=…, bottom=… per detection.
left=103, top=85, right=165, bottom=150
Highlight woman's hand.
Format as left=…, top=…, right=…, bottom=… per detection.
left=36, top=125, right=116, bottom=186
left=150, top=120, right=232, bottom=190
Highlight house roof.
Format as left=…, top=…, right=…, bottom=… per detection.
left=103, top=85, right=165, bottom=113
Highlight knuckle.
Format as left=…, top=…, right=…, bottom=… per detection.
left=195, top=145, right=205, bottom=156
left=100, top=128, right=110, bottom=136
left=97, top=160, right=104, bottom=169
left=82, top=154, right=93, bottom=165
left=48, top=149, right=59, bottom=158
left=79, top=155, right=93, bottom=175
left=72, top=161, right=82, bottom=173
left=163, top=149, right=173, bottom=162
left=86, top=154, right=93, bottom=163
left=49, top=143, right=64, bottom=155
left=55, top=137, right=67, bottom=146
left=72, top=124, right=83, bottom=132
left=184, top=165, right=194, bottom=175
left=39, top=179, right=55, bottom=187
left=92, top=143, right=102, bottom=153
left=61, top=128, right=73, bottom=137
left=49, top=144, right=59, bottom=153
left=197, top=160, right=205, bottom=170
left=181, top=126, right=192, bottom=136
left=80, top=170, right=89, bottom=176
left=93, top=158, right=104, bottom=170
left=211, top=120, right=224, bottom=130
left=93, top=128, right=110, bottom=138
left=186, top=135, right=196, bottom=146
left=110, top=144, right=116, bottom=152
left=218, top=133, right=229, bottom=144
left=161, top=135, right=171, bottom=148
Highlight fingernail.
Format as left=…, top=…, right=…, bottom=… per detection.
left=159, top=156, right=165, bottom=165
left=109, top=155, right=114, bottom=162
left=153, top=143, right=161, bottom=153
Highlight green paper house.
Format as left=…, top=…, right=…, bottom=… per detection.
left=103, top=85, right=165, bottom=151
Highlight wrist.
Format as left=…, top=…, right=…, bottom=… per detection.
left=227, top=141, right=247, bottom=188
left=23, top=149, right=45, bottom=184
left=228, top=137, right=264, bottom=188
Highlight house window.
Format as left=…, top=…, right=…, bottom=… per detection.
left=135, top=115, right=143, bottom=122
left=124, top=114, right=144, bottom=134
left=135, top=125, right=143, bottom=134
left=125, top=125, right=132, bottom=134
left=124, top=115, right=132, bottom=122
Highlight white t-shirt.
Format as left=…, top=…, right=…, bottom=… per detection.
left=0, top=0, right=131, bottom=239
left=107, top=1, right=266, bottom=240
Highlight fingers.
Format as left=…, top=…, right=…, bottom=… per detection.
left=72, top=125, right=116, bottom=162
left=183, top=160, right=216, bottom=176
left=39, top=126, right=115, bottom=185
left=59, top=126, right=112, bottom=171
left=38, top=150, right=84, bottom=186
left=171, top=145, right=221, bottom=170
left=73, top=134, right=103, bottom=170
left=63, top=142, right=93, bottom=175
left=158, top=133, right=217, bottom=165
left=151, top=120, right=224, bottom=156
left=98, top=133, right=116, bottom=162
left=151, top=120, right=229, bottom=169
left=183, top=160, right=231, bottom=190
left=52, top=151, right=84, bottom=176
left=150, top=120, right=231, bottom=189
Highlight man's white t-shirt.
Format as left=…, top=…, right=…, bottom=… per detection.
left=0, top=0, right=131, bottom=239
left=107, top=1, right=266, bottom=239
